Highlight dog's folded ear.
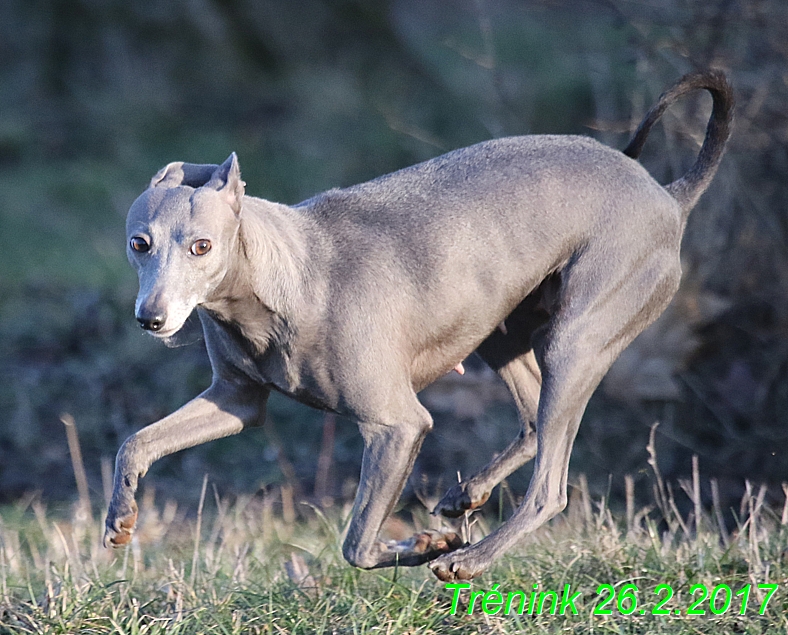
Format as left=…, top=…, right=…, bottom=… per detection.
left=150, top=162, right=219, bottom=189
left=149, top=154, right=245, bottom=215
left=206, top=152, right=245, bottom=216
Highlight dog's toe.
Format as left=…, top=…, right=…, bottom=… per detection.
left=429, top=548, right=488, bottom=581
left=376, top=529, right=465, bottom=567
left=104, top=503, right=138, bottom=548
left=388, top=529, right=464, bottom=555
left=432, top=483, right=490, bottom=518
left=413, top=529, right=465, bottom=554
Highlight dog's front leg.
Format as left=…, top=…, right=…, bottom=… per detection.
left=342, top=402, right=464, bottom=569
left=104, top=378, right=267, bottom=547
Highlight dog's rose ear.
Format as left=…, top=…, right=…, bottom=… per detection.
left=150, top=162, right=218, bottom=189
left=207, top=153, right=245, bottom=215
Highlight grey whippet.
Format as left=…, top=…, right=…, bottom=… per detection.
left=105, top=71, right=733, bottom=581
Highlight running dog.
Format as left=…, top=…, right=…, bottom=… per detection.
left=105, top=71, right=733, bottom=581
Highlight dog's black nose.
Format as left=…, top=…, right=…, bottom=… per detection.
left=137, top=313, right=166, bottom=332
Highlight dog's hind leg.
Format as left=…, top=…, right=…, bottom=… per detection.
left=433, top=289, right=549, bottom=519
left=432, top=347, right=541, bottom=518
left=430, top=250, right=680, bottom=581
left=342, top=395, right=464, bottom=569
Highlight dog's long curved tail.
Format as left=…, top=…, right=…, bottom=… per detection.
left=623, top=70, right=734, bottom=220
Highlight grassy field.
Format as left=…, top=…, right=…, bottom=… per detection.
left=1, top=466, right=786, bottom=635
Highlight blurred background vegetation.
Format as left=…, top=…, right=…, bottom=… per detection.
left=0, top=0, right=787, bottom=526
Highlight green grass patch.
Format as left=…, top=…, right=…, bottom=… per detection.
left=1, top=480, right=786, bottom=634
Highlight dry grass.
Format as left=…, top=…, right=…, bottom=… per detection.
left=1, top=454, right=787, bottom=634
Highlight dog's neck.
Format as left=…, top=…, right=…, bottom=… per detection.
left=202, top=197, right=316, bottom=351
left=239, top=197, right=313, bottom=314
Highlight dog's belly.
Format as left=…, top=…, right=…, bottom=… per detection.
left=407, top=275, right=548, bottom=392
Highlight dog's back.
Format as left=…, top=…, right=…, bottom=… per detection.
left=293, top=134, right=680, bottom=389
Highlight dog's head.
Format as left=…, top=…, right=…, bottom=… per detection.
left=126, top=153, right=245, bottom=339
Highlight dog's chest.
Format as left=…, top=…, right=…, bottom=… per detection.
left=205, top=313, right=341, bottom=412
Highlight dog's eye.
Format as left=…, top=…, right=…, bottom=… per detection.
left=190, top=239, right=212, bottom=256
left=130, top=236, right=150, bottom=253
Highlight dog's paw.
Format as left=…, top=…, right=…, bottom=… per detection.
left=104, top=500, right=138, bottom=548
left=377, top=530, right=465, bottom=567
left=429, top=547, right=489, bottom=581
left=394, top=530, right=465, bottom=555
left=432, top=482, right=491, bottom=518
